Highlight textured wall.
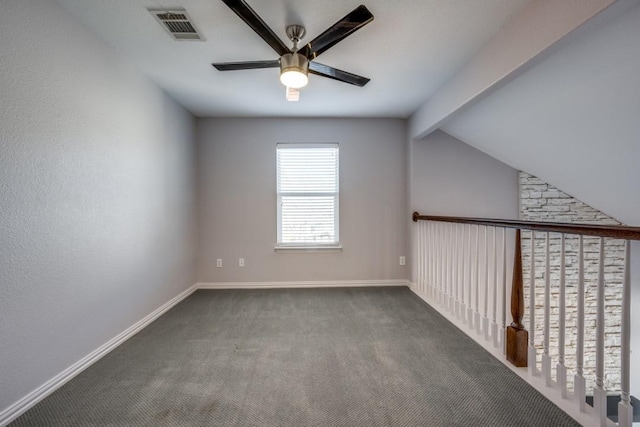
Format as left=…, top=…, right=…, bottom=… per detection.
left=197, top=117, right=408, bottom=282
left=0, top=0, right=197, bottom=414
left=410, top=130, right=519, bottom=219
left=520, top=172, right=623, bottom=392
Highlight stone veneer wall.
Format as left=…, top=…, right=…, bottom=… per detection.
left=520, top=172, right=624, bottom=392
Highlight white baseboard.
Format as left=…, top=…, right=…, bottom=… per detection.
left=196, top=279, right=410, bottom=289
left=0, top=284, right=198, bottom=427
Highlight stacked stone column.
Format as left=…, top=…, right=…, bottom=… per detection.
left=519, top=172, right=624, bottom=392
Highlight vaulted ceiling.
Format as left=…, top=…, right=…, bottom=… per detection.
left=442, top=0, right=640, bottom=224
left=54, top=0, right=528, bottom=117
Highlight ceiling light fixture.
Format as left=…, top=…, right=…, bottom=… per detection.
left=279, top=25, right=309, bottom=89
left=279, top=52, right=309, bottom=89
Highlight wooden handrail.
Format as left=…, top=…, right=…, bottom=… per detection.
left=412, top=212, right=640, bottom=240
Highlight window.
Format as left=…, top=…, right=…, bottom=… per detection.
left=276, top=143, right=339, bottom=249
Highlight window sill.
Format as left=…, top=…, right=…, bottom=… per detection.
left=274, top=245, right=343, bottom=253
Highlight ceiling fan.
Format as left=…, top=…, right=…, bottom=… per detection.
left=212, top=0, right=374, bottom=99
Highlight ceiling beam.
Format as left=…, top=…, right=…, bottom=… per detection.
left=408, top=0, right=616, bottom=140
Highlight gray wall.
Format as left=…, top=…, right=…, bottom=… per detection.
left=197, top=118, right=408, bottom=282
left=410, top=130, right=519, bottom=218
left=0, top=0, right=197, bottom=414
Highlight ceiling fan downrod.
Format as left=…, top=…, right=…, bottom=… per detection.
left=285, top=25, right=306, bottom=52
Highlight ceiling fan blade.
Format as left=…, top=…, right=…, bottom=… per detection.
left=221, top=0, right=290, bottom=56
left=212, top=60, right=280, bottom=71
left=299, top=5, right=373, bottom=59
left=309, top=62, right=370, bottom=87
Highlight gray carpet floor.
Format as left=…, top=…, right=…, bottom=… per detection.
left=12, top=287, right=580, bottom=426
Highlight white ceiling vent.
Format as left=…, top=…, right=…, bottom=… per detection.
left=149, top=9, right=204, bottom=41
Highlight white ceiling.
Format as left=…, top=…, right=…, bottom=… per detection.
left=54, top=0, right=528, bottom=118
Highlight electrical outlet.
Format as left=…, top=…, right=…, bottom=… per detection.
left=238, top=258, right=245, bottom=267
left=216, top=259, right=222, bottom=268
left=399, top=256, right=406, bottom=266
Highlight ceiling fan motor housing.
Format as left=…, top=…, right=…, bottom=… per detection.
left=280, top=53, right=309, bottom=88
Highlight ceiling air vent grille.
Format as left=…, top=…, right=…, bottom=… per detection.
left=149, top=9, right=204, bottom=41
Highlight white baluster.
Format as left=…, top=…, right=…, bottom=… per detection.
left=443, top=224, right=448, bottom=306
left=440, top=223, right=445, bottom=305
left=443, top=223, right=448, bottom=307
left=453, top=224, right=460, bottom=318
left=422, top=221, right=428, bottom=294
left=618, top=240, right=632, bottom=427
left=467, top=225, right=473, bottom=327
left=447, top=223, right=453, bottom=311
left=429, top=222, right=438, bottom=301
left=529, top=231, right=537, bottom=376
left=451, top=224, right=457, bottom=314
left=418, top=221, right=423, bottom=294
left=443, top=223, right=448, bottom=306
left=450, top=224, right=455, bottom=314
left=442, top=223, right=447, bottom=306
left=424, top=222, right=429, bottom=295
left=483, top=226, right=490, bottom=341
left=415, top=221, right=419, bottom=292
left=543, top=232, right=552, bottom=387
left=449, top=224, right=455, bottom=314
left=557, top=234, right=567, bottom=398
left=423, top=221, right=428, bottom=296
left=429, top=222, right=435, bottom=299
left=431, top=223, right=436, bottom=301
left=594, top=237, right=607, bottom=426
left=460, top=225, right=465, bottom=319
left=501, top=228, right=507, bottom=354
left=492, top=227, right=499, bottom=348
left=423, top=222, right=429, bottom=296
left=460, top=224, right=467, bottom=323
left=575, top=235, right=586, bottom=412
left=475, top=226, right=482, bottom=335
left=436, top=223, right=440, bottom=304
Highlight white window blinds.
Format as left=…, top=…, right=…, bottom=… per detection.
left=277, top=143, right=339, bottom=246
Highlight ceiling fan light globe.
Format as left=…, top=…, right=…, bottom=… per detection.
left=280, top=70, right=308, bottom=89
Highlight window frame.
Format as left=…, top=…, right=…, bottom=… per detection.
left=275, top=143, right=341, bottom=252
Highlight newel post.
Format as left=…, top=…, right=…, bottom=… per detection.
left=506, top=229, right=528, bottom=367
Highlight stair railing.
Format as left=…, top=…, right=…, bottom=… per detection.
left=412, top=212, right=640, bottom=427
